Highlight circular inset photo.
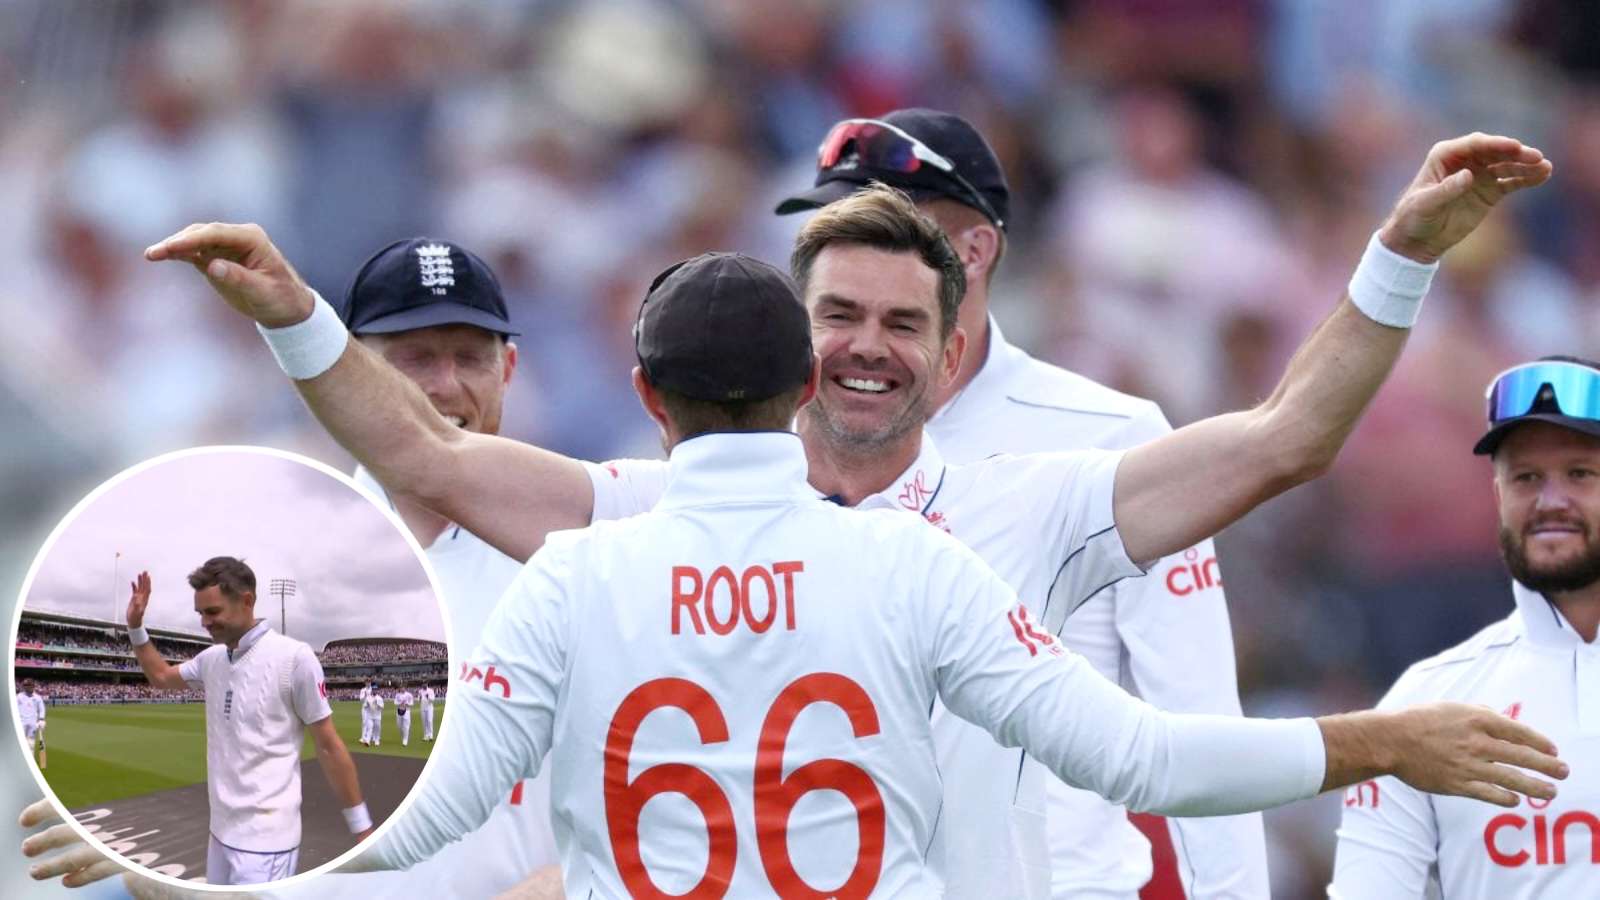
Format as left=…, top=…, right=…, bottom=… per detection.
left=9, top=446, right=450, bottom=890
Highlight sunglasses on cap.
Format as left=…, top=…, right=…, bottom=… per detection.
left=816, top=118, right=1004, bottom=229
left=1485, top=361, right=1600, bottom=425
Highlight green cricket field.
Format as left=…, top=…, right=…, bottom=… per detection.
left=39, top=700, right=442, bottom=808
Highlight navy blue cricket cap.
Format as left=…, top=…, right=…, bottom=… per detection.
left=775, top=108, right=1011, bottom=230
left=339, top=237, right=518, bottom=337
left=635, top=253, right=813, bottom=403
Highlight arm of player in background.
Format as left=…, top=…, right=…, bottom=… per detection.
left=922, top=535, right=1566, bottom=816
left=142, top=224, right=594, bottom=564
left=360, top=538, right=571, bottom=871
left=309, top=718, right=370, bottom=841
left=1110, top=133, right=1552, bottom=566
left=1110, top=541, right=1269, bottom=899
left=291, top=646, right=373, bottom=840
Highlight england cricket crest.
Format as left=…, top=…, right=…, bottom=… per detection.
left=416, top=243, right=456, bottom=295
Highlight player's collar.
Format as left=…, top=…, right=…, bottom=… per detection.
left=227, top=619, right=271, bottom=663
left=656, top=431, right=814, bottom=510
left=1511, top=581, right=1597, bottom=648
left=929, top=315, right=1019, bottom=427
left=829, top=432, right=948, bottom=515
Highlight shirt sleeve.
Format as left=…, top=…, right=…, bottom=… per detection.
left=1327, top=672, right=1439, bottom=899
left=178, top=651, right=206, bottom=687
left=1106, top=539, right=1269, bottom=899
left=584, top=458, right=671, bottom=522
left=370, top=534, right=574, bottom=871
left=986, top=450, right=1147, bottom=633
left=923, top=536, right=1325, bottom=818
left=289, top=645, right=333, bottom=725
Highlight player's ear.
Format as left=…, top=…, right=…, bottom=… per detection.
left=501, top=340, right=518, bottom=385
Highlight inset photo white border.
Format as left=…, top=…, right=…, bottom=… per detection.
left=8, top=445, right=456, bottom=893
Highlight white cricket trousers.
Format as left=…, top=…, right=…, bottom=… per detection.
left=206, top=834, right=298, bottom=885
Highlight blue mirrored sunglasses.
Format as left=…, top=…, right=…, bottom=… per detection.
left=1485, top=361, right=1600, bottom=424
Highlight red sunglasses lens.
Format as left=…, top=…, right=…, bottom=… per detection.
left=818, top=123, right=920, bottom=173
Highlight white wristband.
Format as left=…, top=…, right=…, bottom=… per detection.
left=128, top=626, right=150, bottom=646
left=1346, top=231, right=1438, bottom=328
left=258, top=290, right=349, bottom=380
left=343, top=802, right=372, bottom=834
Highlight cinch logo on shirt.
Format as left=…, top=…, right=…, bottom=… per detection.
left=460, top=662, right=511, bottom=698
left=1344, top=780, right=1380, bottom=809
left=1165, top=547, right=1222, bottom=597
left=1484, top=797, right=1600, bottom=867
left=223, top=689, right=234, bottom=719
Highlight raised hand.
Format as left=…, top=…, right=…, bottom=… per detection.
left=1379, top=133, right=1553, bottom=263
left=126, top=571, right=151, bottom=630
left=1386, top=701, right=1567, bottom=807
left=144, top=222, right=316, bottom=328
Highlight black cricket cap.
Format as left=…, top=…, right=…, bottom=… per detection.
left=775, top=108, right=1011, bottom=229
left=339, top=237, right=519, bottom=337
left=635, top=253, right=813, bottom=403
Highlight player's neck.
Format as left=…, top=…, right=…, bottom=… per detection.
left=1551, top=582, right=1600, bottom=642
left=938, top=292, right=992, bottom=407
left=799, top=419, right=923, bottom=507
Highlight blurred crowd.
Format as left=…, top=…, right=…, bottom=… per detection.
left=319, top=638, right=449, bottom=665
left=22, top=680, right=204, bottom=703
left=18, top=621, right=206, bottom=660
left=15, top=654, right=138, bottom=671
left=4, top=0, right=1599, bottom=893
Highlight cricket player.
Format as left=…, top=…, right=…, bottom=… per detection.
left=1330, top=356, right=1600, bottom=899
left=780, top=108, right=1262, bottom=899
left=357, top=680, right=375, bottom=746
left=419, top=684, right=436, bottom=742
left=125, top=560, right=373, bottom=884
left=394, top=685, right=413, bottom=746
left=360, top=252, right=1567, bottom=896
left=16, top=678, right=47, bottom=771
left=145, top=130, right=1554, bottom=896
left=362, top=684, right=384, bottom=747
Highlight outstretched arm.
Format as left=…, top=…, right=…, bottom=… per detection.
left=929, top=543, right=1567, bottom=817
left=126, top=572, right=187, bottom=691
left=1113, top=133, right=1553, bottom=564
left=144, top=225, right=593, bottom=563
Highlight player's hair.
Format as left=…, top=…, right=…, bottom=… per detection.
left=657, top=385, right=808, bottom=441
left=187, top=556, right=256, bottom=601
left=790, top=182, right=967, bottom=339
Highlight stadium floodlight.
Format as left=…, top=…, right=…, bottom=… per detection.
left=269, top=578, right=297, bottom=638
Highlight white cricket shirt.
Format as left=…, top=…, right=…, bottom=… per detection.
left=929, top=319, right=1265, bottom=898
left=358, top=684, right=371, bottom=707
left=363, top=691, right=384, bottom=715
left=585, top=429, right=1199, bottom=896
left=17, top=691, right=45, bottom=725
left=375, top=433, right=1327, bottom=898
left=420, top=686, right=435, bottom=710
left=178, top=620, right=331, bottom=852
left=1330, top=581, right=1600, bottom=899
left=395, top=691, right=414, bottom=714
